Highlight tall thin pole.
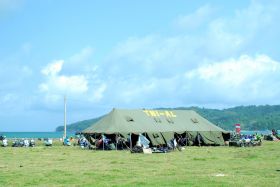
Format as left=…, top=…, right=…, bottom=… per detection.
left=102, top=134, right=104, bottom=151
left=64, top=95, right=67, bottom=139
left=116, top=133, right=118, bottom=151
left=130, top=133, right=132, bottom=151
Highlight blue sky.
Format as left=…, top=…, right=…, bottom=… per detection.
left=0, top=0, right=280, bottom=131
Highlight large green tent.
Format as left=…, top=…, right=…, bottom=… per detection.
left=82, top=108, right=229, bottom=147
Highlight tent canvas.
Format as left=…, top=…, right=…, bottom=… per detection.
left=82, top=109, right=229, bottom=147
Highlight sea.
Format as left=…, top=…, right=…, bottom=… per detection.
left=0, top=132, right=76, bottom=139
left=0, top=130, right=278, bottom=139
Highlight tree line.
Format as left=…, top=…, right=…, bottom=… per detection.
left=56, top=105, right=280, bottom=132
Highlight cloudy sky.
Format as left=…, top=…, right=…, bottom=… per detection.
left=1, top=0, right=280, bottom=131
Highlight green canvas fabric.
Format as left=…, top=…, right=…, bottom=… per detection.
left=199, top=131, right=225, bottom=145
left=146, top=133, right=166, bottom=146
left=120, top=133, right=129, bottom=140
left=82, top=108, right=229, bottom=145
left=185, top=131, right=196, bottom=145
left=161, top=132, right=175, bottom=143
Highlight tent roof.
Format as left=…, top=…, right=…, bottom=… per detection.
left=82, top=109, right=227, bottom=134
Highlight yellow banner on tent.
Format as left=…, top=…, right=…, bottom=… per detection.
left=143, top=110, right=177, bottom=118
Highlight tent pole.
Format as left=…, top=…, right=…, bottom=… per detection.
left=130, top=133, right=132, bottom=151
left=94, top=133, right=96, bottom=150
left=116, top=133, right=118, bottom=151
left=102, top=134, right=104, bottom=151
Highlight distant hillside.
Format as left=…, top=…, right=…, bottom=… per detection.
left=176, top=105, right=280, bottom=131
left=56, top=105, right=280, bottom=132
left=55, top=117, right=103, bottom=132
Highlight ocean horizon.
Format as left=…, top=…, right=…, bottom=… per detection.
left=0, top=131, right=76, bottom=139
left=1, top=130, right=279, bottom=139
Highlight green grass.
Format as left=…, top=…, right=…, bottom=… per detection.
left=0, top=141, right=279, bottom=186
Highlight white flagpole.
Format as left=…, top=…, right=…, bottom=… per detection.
left=64, top=95, right=67, bottom=140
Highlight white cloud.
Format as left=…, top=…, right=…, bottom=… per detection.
left=234, top=0, right=274, bottom=32
left=91, top=83, right=107, bottom=102
left=105, top=0, right=278, bottom=81
left=94, top=0, right=280, bottom=108
left=39, top=60, right=89, bottom=102
left=205, top=1, right=277, bottom=57
left=2, top=0, right=280, bottom=132
left=37, top=1, right=280, bottom=109
left=39, top=75, right=88, bottom=94
left=186, top=55, right=279, bottom=83
left=184, top=54, right=280, bottom=105
left=174, top=4, right=214, bottom=29
left=41, top=60, right=64, bottom=76
left=38, top=49, right=105, bottom=105
left=61, top=47, right=95, bottom=75
left=105, top=35, right=198, bottom=79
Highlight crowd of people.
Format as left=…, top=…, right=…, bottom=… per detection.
left=229, top=132, right=262, bottom=147
left=228, top=129, right=280, bottom=147
left=1, top=130, right=279, bottom=150
left=0, top=134, right=90, bottom=148
left=0, top=136, right=36, bottom=147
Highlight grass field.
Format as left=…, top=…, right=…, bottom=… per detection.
left=0, top=141, right=279, bottom=187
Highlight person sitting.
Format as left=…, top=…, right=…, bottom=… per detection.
left=272, top=129, right=276, bottom=136
left=63, top=137, right=71, bottom=146
left=12, top=139, right=19, bottom=147
left=19, top=139, right=25, bottom=147
left=2, top=138, right=8, bottom=147
left=29, top=139, right=35, bottom=147
left=44, top=138, right=53, bottom=146
left=23, top=139, right=29, bottom=147
left=79, top=137, right=88, bottom=148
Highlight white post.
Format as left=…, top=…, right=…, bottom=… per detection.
left=64, top=95, right=67, bottom=140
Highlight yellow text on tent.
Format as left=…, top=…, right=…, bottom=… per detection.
left=143, top=110, right=177, bottom=118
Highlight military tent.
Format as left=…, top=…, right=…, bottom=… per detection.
left=82, top=109, right=229, bottom=148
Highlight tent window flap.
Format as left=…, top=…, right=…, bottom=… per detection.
left=125, top=116, right=134, bottom=122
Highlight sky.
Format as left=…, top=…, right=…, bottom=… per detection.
left=0, top=0, right=280, bottom=131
